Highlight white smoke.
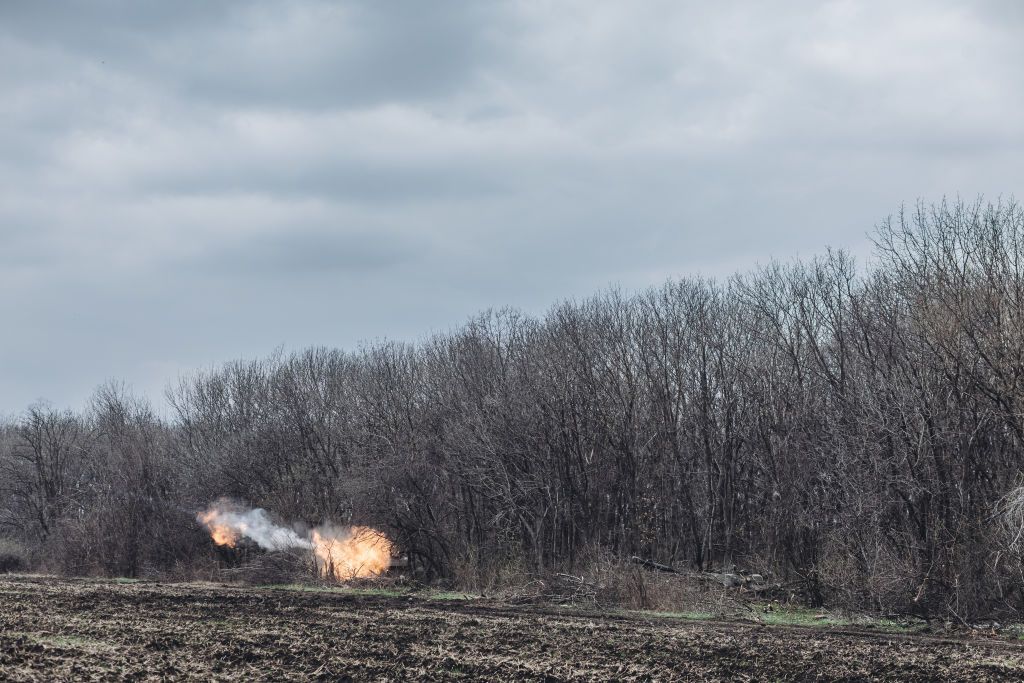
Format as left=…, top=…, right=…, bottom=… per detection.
left=198, top=499, right=312, bottom=551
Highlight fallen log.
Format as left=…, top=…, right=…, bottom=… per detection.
left=629, top=556, right=680, bottom=574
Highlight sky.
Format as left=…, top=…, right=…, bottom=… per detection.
left=1, top=0, right=1023, bottom=416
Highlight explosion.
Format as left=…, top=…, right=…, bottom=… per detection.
left=196, top=500, right=394, bottom=579
left=311, top=526, right=392, bottom=580
left=197, top=509, right=241, bottom=548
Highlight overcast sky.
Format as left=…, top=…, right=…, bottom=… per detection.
left=1, top=0, right=1022, bottom=416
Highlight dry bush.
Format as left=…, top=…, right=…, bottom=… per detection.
left=38, top=504, right=209, bottom=579
left=817, top=536, right=918, bottom=615
left=447, top=549, right=533, bottom=595
left=999, top=485, right=1024, bottom=557
left=150, top=557, right=223, bottom=583
left=216, top=550, right=316, bottom=585
left=583, top=555, right=742, bottom=615
left=39, top=516, right=112, bottom=576
left=495, top=550, right=743, bottom=616
left=0, top=537, right=28, bottom=573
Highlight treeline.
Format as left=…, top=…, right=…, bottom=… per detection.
left=4, top=198, right=1024, bottom=618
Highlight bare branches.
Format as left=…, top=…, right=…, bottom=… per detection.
left=3, top=197, right=1024, bottom=618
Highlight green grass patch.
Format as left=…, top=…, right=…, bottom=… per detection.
left=757, top=606, right=848, bottom=628
left=751, top=605, right=927, bottom=634
left=630, top=609, right=716, bottom=621
left=1000, top=624, right=1024, bottom=640
left=853, top=616, right=924, bottom=634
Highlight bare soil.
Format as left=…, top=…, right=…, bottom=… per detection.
left=2, top=575, right=1023, bottom=681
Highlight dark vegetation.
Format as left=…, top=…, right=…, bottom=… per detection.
left=4, top=198, right=1024, bottom=621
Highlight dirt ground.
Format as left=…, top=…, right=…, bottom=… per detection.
left=2, top=575, right=1024, bottom=681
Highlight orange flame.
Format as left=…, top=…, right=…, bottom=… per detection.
left=311, top=526, right=394, bottom=579
left=197, top=509, right=240, bottom=548
left=197, top=502, right=395, bottom=579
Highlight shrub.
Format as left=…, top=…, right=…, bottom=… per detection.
left=0, top=538, right=28, bottom=573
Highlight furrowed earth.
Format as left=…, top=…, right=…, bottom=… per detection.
left=2, top=575, right=1023, bottom=681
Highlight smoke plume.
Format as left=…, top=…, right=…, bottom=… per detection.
left=196, top=499, right=311, bottom=551
left=196, top=498, right=394, bottom=579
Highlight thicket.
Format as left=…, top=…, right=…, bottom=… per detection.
left=4, top=199, right=1024, bottom=620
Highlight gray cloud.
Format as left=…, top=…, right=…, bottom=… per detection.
left=0, top=1, right=503, bottom=109
left=188, top=225, right=424, bottom=276
left=1, top=0, right=1022, bottom=415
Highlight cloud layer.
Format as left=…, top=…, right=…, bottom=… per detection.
left=1, top=0, right=1022, bottom=414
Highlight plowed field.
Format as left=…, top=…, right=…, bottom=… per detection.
left=2, top=575, right=1023, bottom=681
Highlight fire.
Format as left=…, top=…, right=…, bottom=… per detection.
left=197, top=509, right=241, bottom=548
left=311, top=526, right=393, bottom=579
left=196, top=500, right=395, bottom=580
